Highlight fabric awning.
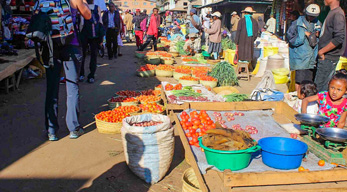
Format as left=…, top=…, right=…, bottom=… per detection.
left=198, top=0, right=272, bottom=9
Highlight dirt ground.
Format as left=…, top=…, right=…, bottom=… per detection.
left=0, top=43, right=287, bottom=192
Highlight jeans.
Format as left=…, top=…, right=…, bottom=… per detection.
left=314, top=59, right=338, bottom=92
left=106, top=28, right=119, bottom=58
left=45, top=45, right=81, bottom=134
left=81, top=38, right=98, bottom=79
left=139, top=35, right=157, bottom=51
left=231, top=31, right=237, bottom=42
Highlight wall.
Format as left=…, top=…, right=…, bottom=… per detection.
left=114, top=0, right=157, bottom=12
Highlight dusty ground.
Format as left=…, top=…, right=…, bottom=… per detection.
left=0, top=43, right=287, bottom=192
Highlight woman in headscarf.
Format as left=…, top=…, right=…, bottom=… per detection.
left=204, top=11, right=222, bottom=60
left=235, top=7, right=259, bottom=62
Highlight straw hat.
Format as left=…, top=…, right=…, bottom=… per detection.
left=211, top=11, right=222, bottom=18
left=241, top=7, right=256, bottom=13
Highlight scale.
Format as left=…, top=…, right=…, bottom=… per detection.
left=295, top=114, right=347, bottom=164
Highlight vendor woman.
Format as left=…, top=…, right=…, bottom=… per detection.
left=204, top=11, right=222, bottom=60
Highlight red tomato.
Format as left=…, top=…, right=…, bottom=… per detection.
left=192, top=125, right=198, bottom=130
left=185, top=122, right=192, bottom=127
left=186, top=132, right=192, bottom=137
left=182, top=111, right=187, bottom=116
left=192, top=137, right=198, bottom=143
left=211, top=123, right=216, bottom=129
left=193, top=120, right=201, bottom=126
left=189, top=129, right=196, bottom=134
left=189, top=140, right=194, bottom=145
left=207, top=120, right=213, bottom=125
left=200, top=110, right=206, bottom=114
left=194, top=143, right=200, bottom=147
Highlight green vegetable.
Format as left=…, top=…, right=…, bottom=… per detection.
left=172, top=90, right=201, bottom=97
left=176, top=40, right=190, bottom=56
left=183, top=86, right=192, bottom=90
left=221, top=38, right=236, bottom=50
left=208, top=61, right=238, bottom=86
left=224, top=93, right=248, bottom=102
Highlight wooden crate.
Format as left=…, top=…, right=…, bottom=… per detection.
left=171, top=101, right=347, bottom=192
left=161, top=86, right=189, bottom=114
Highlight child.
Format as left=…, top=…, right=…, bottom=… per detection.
left=292, top=80, right=318, bottom=114
left=302, top=70, right=347, bottom=128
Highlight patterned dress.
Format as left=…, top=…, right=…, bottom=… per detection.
left=317, top=91, right=347, bottom=127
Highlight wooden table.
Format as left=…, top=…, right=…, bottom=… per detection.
left=0, top=49, right=35, bottom=93
left=171, top=101, right=347, bottom=192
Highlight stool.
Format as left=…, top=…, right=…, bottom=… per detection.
left=1, top=74, right=16, bottom=94
left=237, top=61, right=250, bottom=81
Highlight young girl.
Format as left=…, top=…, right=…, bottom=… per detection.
left=292, top=80, right=318, bottom=114
left=302, top=70, right=347, bottom=128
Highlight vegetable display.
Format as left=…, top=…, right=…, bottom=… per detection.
left=175, top=68, right=191, bottom=74
left=208, top=61, right=238, bottom=86
left=115, top=105, right=141, bottom=114
left=137, top=64, right=156, bottom=71
left=172, top=90, right=202, bottom=97
left=165, top=83, right=182, bottom=91
left=156, top=64, right=174, bottom=71
left=140, top=103, right=164, bottom=113
left=137, top=95, right=161, bottom=103
left=200, top=76, right=217, bottom=82
left=176, top=40, right=190, bottom=56
left=140, top=89, right=161, bottom=96
left=96, top=110, right=130, bottom=123
left=116, top=90, right=141, bottom=97
left=109, top=97, right=138, bottom=102
left=221, top=38, right=236, bottom=50
left=224, top=93, right=248, bottom=102
left=179, top=76, right=199, bottom=81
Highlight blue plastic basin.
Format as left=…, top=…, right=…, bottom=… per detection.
left=258, top=137, right=308, bottom=170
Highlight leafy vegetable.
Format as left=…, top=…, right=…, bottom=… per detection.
left=224, top=94, right=248, bottom=102
left=208, top=61, right=238, bottom=86
left=172, top=90, right=202, bottom=97
left=176, top=40, right=190, bottom=56
left=221, top=38, right=236, bottom=50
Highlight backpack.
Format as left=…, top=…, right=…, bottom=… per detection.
left=82, top=5, right=103, bottom=39
left=26, top=0, right=75, bottom=68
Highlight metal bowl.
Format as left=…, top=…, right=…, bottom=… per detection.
left=316, top=128, right=347, bottom=143
left=294, top=114, right=329, bottom=126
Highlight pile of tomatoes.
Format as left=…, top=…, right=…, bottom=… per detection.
left=140, top=89, right=161, bottom=96
left=192, top=70, right=208, bottom=78
left=140, top=103, right=164, bottom=113
left=109, top=97, right=138, bottom=103
left=165, top=83, right=182, bottom=91
left=137, top=95, right=161, bottom=103
left=158, top=53, right=173, bottom=58
left=137, top=64, right=156, bottom=72
left=96, top=110, right=130, bottom=123
left=175, top=68, right=191, bottom=74
left=116, top=90, right=141, bottom=97
left=115, top=105, right=140, bottom=114
left=179, top=76, right=199, bottom=81
left=200, top=76, right=218, bottom=82
left=156, top=64, right=174, bottom=71
left=180, top=110, right=216, bottom=147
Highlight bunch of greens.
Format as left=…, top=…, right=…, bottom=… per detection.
left=221, top=38, right=236, bottom=50
left=208, top=61, right=238, bottom=86
left=172, top=90, right=202, bottom=97
left=224, top=93, right=248, bottom=102
left=195, top=53, right=207, bottom=64
left=176, top=40, right=189, bottom=56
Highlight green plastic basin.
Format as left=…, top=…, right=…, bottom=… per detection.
left=199, top=137, right=261, bottom=171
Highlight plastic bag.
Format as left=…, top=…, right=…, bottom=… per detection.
left=250, top=88, right=284, bottom=101
left=121, top=114, right=174, bottom=184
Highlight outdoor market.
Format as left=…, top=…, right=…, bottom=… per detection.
left=2, top=0, right=347, bottom=191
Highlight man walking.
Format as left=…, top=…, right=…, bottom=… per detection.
left=133, top=9, right=145, bottom=50
left=230, top=11, right=240, bottom=42
left=188, top=8, right=201, bottom=51
left=315, top=0, right=346, bottom=92
left=124, top=9, right=134, bottom=43
left=102, top=3, right=121, bottom=60
left=139, top=8, right=160, bottom=51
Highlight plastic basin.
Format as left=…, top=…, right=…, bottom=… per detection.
left=258, top=137, right=308, bottom=170
left=199, top=137, right=261, bottom=171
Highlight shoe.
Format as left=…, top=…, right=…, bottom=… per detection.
left=79, top=76, right=85, bottom=82
left=118, top=53, right=122, bottom=56
left=48, top=133, right=58, bottom=141
left=87, top=78, right=95, bottom=83
left=69, top=128, right=84, bottom=139
left=59, top=77, right=66, bottom=84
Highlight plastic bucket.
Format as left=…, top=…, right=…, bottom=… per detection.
left=336, top=56, right=347, bottom=71
left=263, top=46, right=279, bottom=58
left=199, top=137, right=261, bottom=171
left=259, top=137, right=308, bottom=170
left=273, top=74, right=289, bottom=84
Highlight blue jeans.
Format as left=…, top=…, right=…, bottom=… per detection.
left=314, top=59, right=338, bottom=92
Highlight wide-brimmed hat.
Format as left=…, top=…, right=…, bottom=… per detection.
left=241, top=7, right=256, bottom=13
left=231, top=11, right=237, bottom=15
left=211, top=11, right=221, bottom=18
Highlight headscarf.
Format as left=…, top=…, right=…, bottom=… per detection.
left=244, top=14, right=253, bottom=37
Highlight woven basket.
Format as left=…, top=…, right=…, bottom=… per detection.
left=179, top=79, right=199, bottom=86
left=206, top=59, right=220, bottom=65
left=135, top=51, right=146, bottom=59
left=161, top=58, right=174, bottom=65
left=136, top=70, right=155, bottom=77
left=95, top=116, right=122, bottom=134
left=182, top=167, right=201, bottom=192
left=121, top=101, right=139, bottom=106
left=199, top=80, right=218, bottom=88
left=174, top=72, right=191, bottom=80
left=145, top=56, right=161, bottom=65
left=169, top=52, right=179, bottom=57
left=156, top=69, right=173, bottom=77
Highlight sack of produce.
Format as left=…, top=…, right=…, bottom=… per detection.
left=121, top=114, right=174, bottom=184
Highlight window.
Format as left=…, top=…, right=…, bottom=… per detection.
left=183, top=2, right=187, bottom=6
left=133, top=2, right=138, bottom=5
left=150, top=3, right=154, bottom=5
left=143, top=2, right=146, bottom=5
left=124, top=2, right=127, bottom=5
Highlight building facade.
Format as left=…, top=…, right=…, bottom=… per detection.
left=113, top=0, right=157, bottom=12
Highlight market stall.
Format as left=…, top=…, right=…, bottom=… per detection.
left=171, top=101, right=347, bottom=192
